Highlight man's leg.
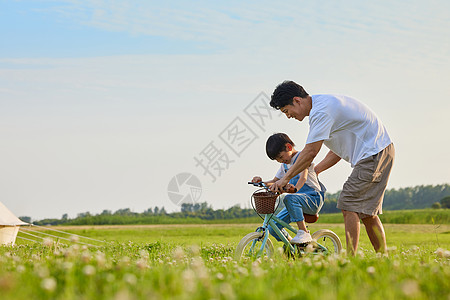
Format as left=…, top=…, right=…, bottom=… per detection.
left=342, top=210, right=360, bottom=256
left=361, top=215, right=387, bottom=253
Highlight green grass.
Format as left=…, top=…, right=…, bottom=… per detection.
left=2, top=218, right=450, bottom=299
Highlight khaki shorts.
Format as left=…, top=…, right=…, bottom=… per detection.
left=337, top=144, right=395, bottom=218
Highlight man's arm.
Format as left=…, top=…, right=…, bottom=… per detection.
left=271, top=140, right=323, bottom=192
left=314, top=150, right=341, bottom=175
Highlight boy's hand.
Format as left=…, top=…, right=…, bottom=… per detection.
left=270, top=178, right=289, bottom=193
left=284, top=184, right=297, bottom=193
left=251, top=176, right=262, bottom=183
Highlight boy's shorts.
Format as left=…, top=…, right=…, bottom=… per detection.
left=337, top=143, right=395, bottom=218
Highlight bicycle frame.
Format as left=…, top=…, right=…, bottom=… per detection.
left=244, top=181, right=332, bottom=258
left=251, top=213, right=329, bottom=257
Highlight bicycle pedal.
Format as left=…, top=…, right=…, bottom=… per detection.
left=294, top=242, right=310, bottom=248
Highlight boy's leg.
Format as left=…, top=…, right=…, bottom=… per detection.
left=342, top=210, right=360, bottom=256
left=295, top=220, right=308, bottom=232
left=361, top=215, right=387, bottom=253
left=283, top=193, right=322, bottom=244
left=282, top=193, right=322, bottom=226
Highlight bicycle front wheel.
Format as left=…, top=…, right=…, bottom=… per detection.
left=312, top=229, right=342, bottom=254
left=234, top=231, right=274, bottom=261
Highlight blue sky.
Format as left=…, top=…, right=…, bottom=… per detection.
left=1, top=0, right=449, bottom=220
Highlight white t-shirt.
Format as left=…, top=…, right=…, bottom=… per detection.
left=306, top=94, right=392, bottom=167
left=275, top=152, right=322, bottom=192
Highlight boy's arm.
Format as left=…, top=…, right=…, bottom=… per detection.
left=314, top=150, right=341, bottom=175
left=251, top=176, right=279, bottom=185
left=294, top=169, right=308, bottom=191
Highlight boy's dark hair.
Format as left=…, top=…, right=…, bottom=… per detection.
left=270, top=80, right=309, bottom=110
left=266, top=133, right=295, bottom=160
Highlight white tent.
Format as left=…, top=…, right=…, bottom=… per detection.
left=0, top=201, right=28, bottom=245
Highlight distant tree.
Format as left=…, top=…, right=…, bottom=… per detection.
left=115, top=208, right=132, bottom=216
left=160, top=207, right=167, bottom=214
left=101, top=210, right=112, bottom=215
left=154, top=207, right=160, bottom=215
left=431, top=202, right=442, bottom=209
left=77, top=212, right=91, bottom=218
left=181, top=203, right=193, bottom=213
left=19, top=216, right=31, bottom=223
left=441, top=196, right=450, bottom=208
left=62, top=213, right=69, bottom=220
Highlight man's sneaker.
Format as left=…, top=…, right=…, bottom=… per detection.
left=290, top=230, right=313, bottom=244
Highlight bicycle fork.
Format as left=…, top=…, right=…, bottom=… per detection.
left=252, top=214, right=297, bottom=257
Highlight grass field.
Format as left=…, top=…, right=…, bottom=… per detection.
left=1, top=222, right=449, bottom=299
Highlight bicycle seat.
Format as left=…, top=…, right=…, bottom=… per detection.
left=304, top=214, right=319, bottom=223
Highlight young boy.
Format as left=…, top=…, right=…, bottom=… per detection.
left=251, top=133, right=326, bottom=244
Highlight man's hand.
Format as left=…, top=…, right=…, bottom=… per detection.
left=270, top=178, right=289, bottom=193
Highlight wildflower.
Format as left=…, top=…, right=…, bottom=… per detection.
left=62, top=262, right=73, bottom=271
left=182, top=269, right=196, bottom=292
left=276, top=247, right=284, bottom=256
left=139, top=250, right=149, bottom=259
left=219, top=283, right=235, bottom=299
left=123, top=273, right=137, bottom=285
left=387, top=246, right=397, bottom=254
left=70, top=244, right=80, bottom=253
left=43, top=238, right=53, bottom=247
left=367, top=266, right=376, bottom=275
left=401, top=280, right=420, bottom=297
left=95, top=252, right=106, bottom=267
left=216, top=272, right=225, bottom=280
left=81, top=251, right=91, bottom=263
left=172, top=247, right=185, bottom=261
left=16, top=265, right=26, bottom=273
left=118, top=256, right=130, bottom=268
left=251, top=264, right=264, bottom=278
left=410, top=245, right=419, bottom=251
left=434, top=248, right=450, bottom=259
left=83, top=265, right=96, bottom=276
left=237, top=267, right=249, bottom=276
left=305, top=244, right=314, bottom=253
left=70, top=235, right=80, bottom=243
left=393, top=260, right=400, bottom=269
left=35, top=265, right=50, bottom=278
left=189, top=245, right=201, bottom=257
left=41, top=277, right=57, bottom=292
left=136, top=259, right=148, bottom=270
left=106, top=274, right=115, bottom=282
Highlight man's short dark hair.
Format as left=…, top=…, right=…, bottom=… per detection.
left=266, top=133, right=295, bottom=160
left=270, top=80, right=309, bottom=110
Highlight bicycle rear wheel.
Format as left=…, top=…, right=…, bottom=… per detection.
left=234, top=231, right=274, bottom=261
left=312, top=229, right=342, bottom=254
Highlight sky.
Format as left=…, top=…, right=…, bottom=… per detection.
left=1, top=0, right=449, bottom=220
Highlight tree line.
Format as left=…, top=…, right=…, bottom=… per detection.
left=28, top=183, right=449, bottom=225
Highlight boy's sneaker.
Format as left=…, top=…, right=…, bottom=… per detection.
left=290, top=230, right=313, bottom=244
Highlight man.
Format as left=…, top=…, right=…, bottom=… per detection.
left=269, top=80, right=394, bottom=255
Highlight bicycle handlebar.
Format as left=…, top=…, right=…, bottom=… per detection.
left=247, top=182, right=297, bottom=193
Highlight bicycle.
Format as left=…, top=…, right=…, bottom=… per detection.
left=234, top=182, right=342, bottom=260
